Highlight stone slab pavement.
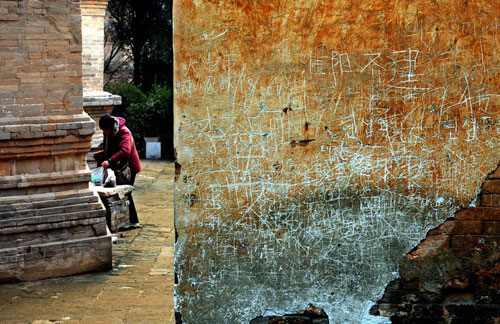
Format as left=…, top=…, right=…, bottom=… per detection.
left=0, top=160, right=175, bottom=324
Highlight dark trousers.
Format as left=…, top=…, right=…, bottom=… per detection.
left=128, top=173, right=139, bottom=224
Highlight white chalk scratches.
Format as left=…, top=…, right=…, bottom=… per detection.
left=175, top=37, right=499, bottom=323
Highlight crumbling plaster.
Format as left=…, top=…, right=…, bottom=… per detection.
left=173, top=0, right=500, bottom=323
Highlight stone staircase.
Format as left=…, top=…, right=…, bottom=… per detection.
left=0, top=189, right=110, bottom=283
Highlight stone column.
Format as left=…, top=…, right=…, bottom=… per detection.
left=0, top=0, right=111, bottom=282
left=80, top=0, right=121, bottom=168
left=81, top=0, right=108, bottom=93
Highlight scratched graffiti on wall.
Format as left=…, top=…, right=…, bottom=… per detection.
left=174, top=1, right=500, bottom=323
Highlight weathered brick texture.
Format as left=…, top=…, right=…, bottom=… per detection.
left=80, top=0, right=108, bottom=93
left=0, top=0, right=111, bottom=283
left=93, top=184, right=133, bottom=232
left=372, top=163, right=500, bottom=323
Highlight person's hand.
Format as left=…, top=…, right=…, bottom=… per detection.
left=102, top=160, right=110, bottom=169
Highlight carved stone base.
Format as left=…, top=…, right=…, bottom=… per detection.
left=0, top=188, right=111, bottom=283
left=0, top=114, right=111, bottom=282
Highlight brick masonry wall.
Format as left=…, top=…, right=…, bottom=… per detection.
left=371, top=163, right=500, bottom=323
left=97, top=191, right=130, bottom=232
left=81, top=0, right=107, bottom=93
left=0, top=0, right=83, bottom=118
left=0, top=0, right=111, bottom=282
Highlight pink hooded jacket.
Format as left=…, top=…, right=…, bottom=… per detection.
left=106, top=117, right=142, bottom=175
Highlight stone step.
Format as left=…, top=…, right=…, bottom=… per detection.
left=0, top=218, right=108, bottom=250
left=0, top=191, right=97, bottom=214
left=0, top=189, right=95, bottom=208
left=0, top=170, right=89, bottom=186
left=0, top=208, right=105, bottom=231
left=0, top=199, right=101, bottom=220
left=0, top=234, right=111, bottom=281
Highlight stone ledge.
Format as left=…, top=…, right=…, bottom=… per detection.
left=0, top=143, right=92, bottom=161
left=0, top=173, right=91, bottom=197
left=91, top=183, right=134, bottom=199
left=0, top=189, right=94, bottom=206
left=0, top=124, right=94, bottom=142
left=0, top=221, right=108, bottom=250
left=0, top=195, right=99, bottom=215
left=0, top=216, right=106, bottom=239
left=83, top=91, right=121, bottom=107
left=0, top=199, right=101, bottom=219
left=0, top=170, right=89, bottom=186
left=0, top=204, right=104, bottom=229
left=0, top=114, right=94, bottom=127
left=0, top=234, right=111, bottom=259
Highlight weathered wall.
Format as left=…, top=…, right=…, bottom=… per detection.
left=0, top=0, right=110, bottom=282
left=371, top=163, right=500, bottom=323
left=173, top=1, right=500, bottom=323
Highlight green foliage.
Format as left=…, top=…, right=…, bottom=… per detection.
left=105, top=82, right=173, bottom=158
left=126, top=84, right=172, bottom=139
left=105, top=82, right=146, bottom=107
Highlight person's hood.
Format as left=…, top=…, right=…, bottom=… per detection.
left=116, top=117, right=126, bottom=129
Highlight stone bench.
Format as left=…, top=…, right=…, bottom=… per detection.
left=91, top=184, right=134, bottom=232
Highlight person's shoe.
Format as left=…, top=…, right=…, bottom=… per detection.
left=129, top=223, right=141, bottom=229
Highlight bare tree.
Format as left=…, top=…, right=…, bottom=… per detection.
left=104, top=0, right=172, bottom=91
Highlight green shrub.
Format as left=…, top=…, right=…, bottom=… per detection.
left=105, top=82, right=146, bottom=107
left=125, top=83, right=172, bottom=138
left=104, top=82, right=173, bottom=159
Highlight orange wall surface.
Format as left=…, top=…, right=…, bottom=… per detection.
left=174, top=1, right=500, bottom=322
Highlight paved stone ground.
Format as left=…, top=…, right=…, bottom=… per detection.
left=0, top=160, right=175, bottom=324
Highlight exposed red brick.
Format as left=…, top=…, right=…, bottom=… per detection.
left=375, top=164, right=500, bottom=322
left=482, top=179, right=500, bottom=194
left=451, top=235, right=500, bottom=249
left=455, top=207, right=500, bottom=221
left=428, top=219, right=482, bottom=235
left=483, top=221, right=500, bottom=235
left=480, top=194, right=500, bottom=207
left=451, top=235, right=480, bottom=249
left=406, top=233, right=450, bottom=258
left=453, top=220, right=483, bottom=234
left=475, top=263, right=500, bottom=290
left=427, top=219, right=454, bottom=235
